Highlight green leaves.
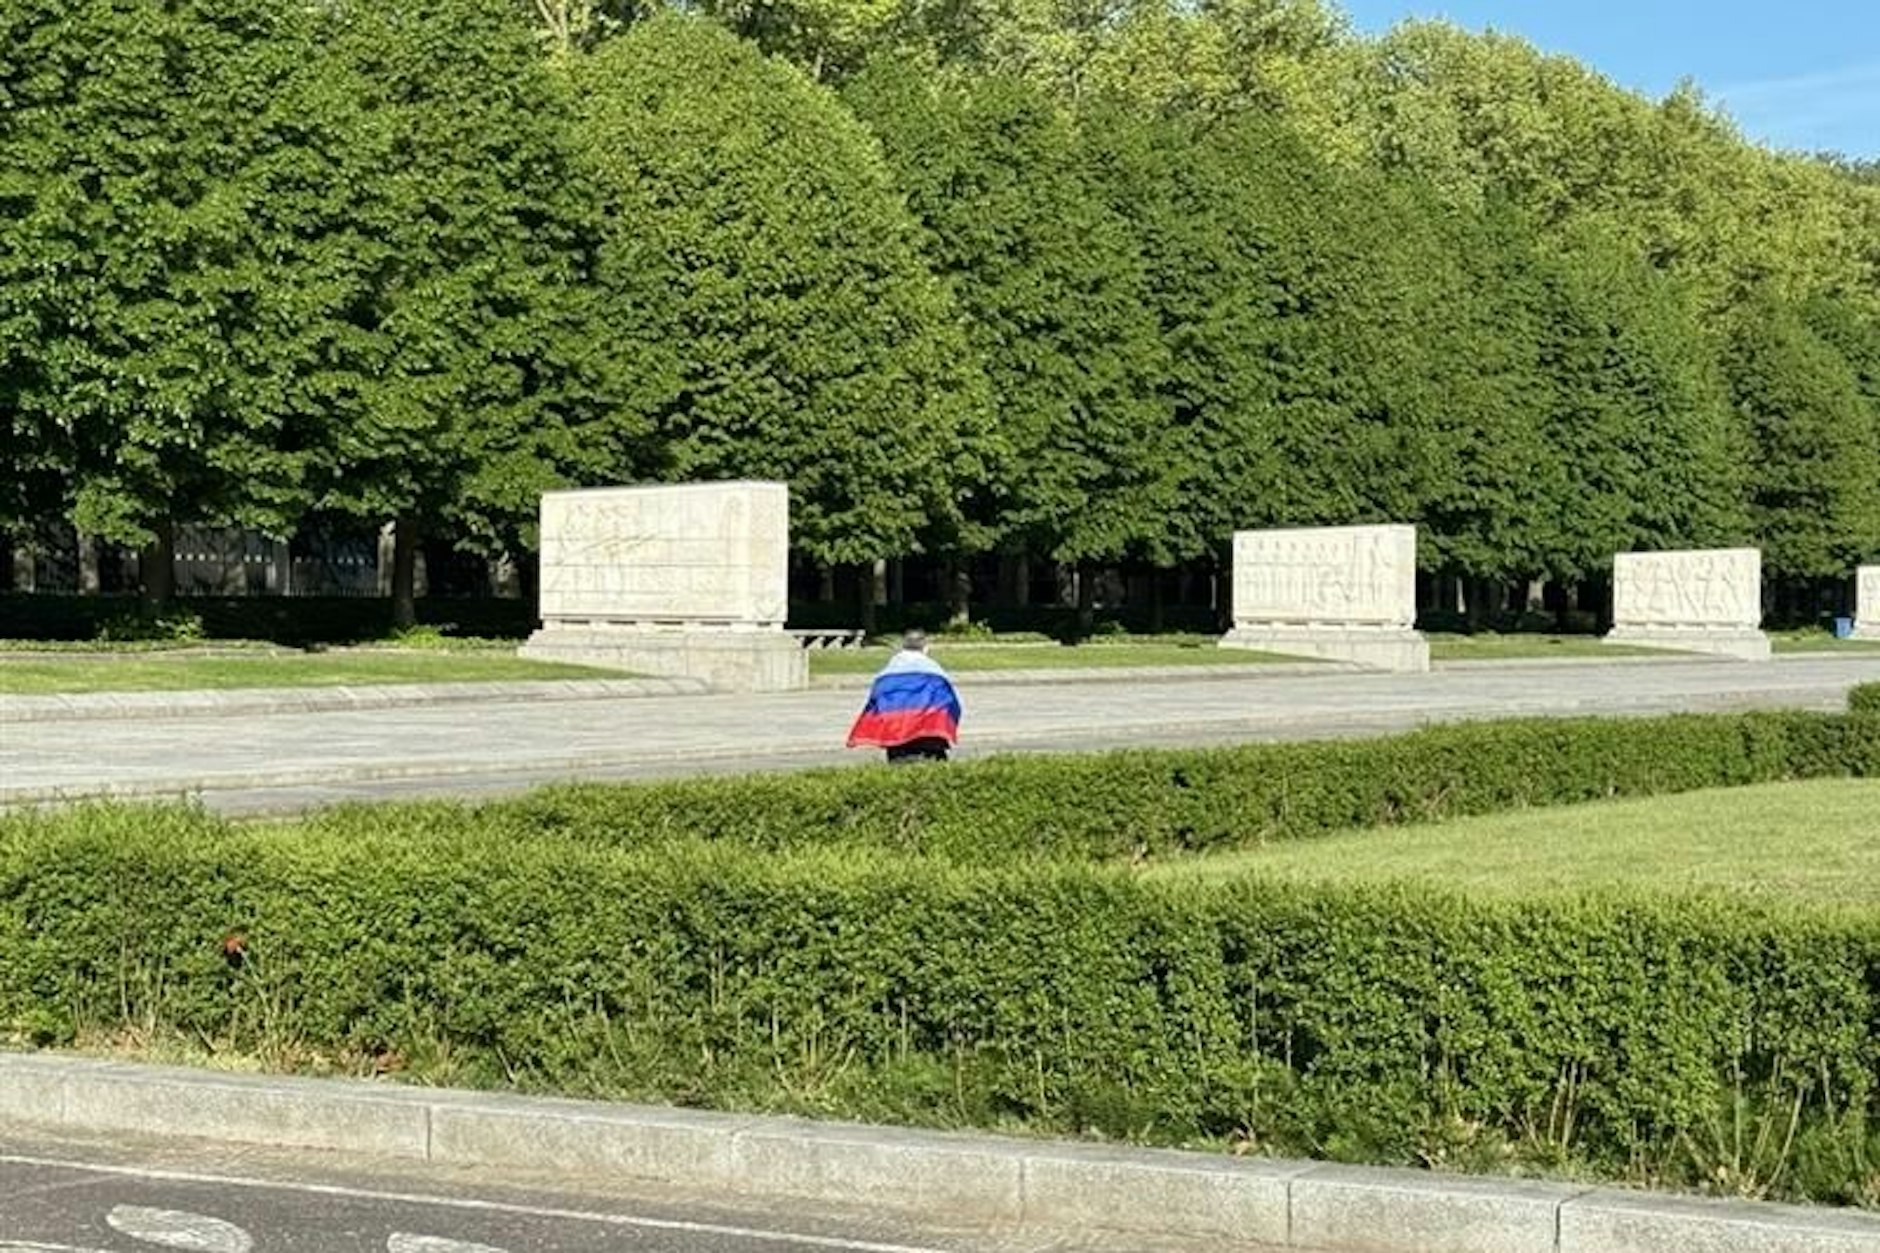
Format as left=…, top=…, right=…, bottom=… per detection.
left=1723, top=290, right=1880, bottom=578
left=5, top=2, right=1875, bottom=597
left=304, top=0, right=642, bottom=558
left=845, top=65, right=1174, bottom=565
left=575, top=18, right=985, bottom=564
left=1, top=707, right=1877, bottom=1200
left=0, top=0, right=334, bottom=546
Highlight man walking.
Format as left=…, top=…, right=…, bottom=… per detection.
left=846, top=629, right=962, bottom=763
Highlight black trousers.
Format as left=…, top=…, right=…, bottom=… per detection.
left=885, top=737, right=951, bottom=764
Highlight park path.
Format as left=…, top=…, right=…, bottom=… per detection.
left=2, top=655, right=1875, bottom=813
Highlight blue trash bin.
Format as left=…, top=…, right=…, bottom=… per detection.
left=1834, top=616, right=1854, bottom=639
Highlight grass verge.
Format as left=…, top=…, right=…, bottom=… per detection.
left=1773, top=632, right=1880, bottom=654
left=0, top=651, right=616, bottom=694
left=809, top=641, right=1300, bottom=675
left=1428, top=632, right=1664, bottom=660
left=1147, top=778, right=1880, bottom=904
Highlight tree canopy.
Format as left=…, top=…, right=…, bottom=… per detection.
left=574, top=17, right=987, bottom=567
left=3, top=0, right=1875, bottom=612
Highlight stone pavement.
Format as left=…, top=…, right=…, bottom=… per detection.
left=2, top=654, right=1875, bottom=812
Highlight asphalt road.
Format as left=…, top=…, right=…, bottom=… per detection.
left=0, top=1130, right=1269, bottom=1253
left=3, top=655, right=1876, bottom=814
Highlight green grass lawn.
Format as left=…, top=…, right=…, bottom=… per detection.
left=811, top=628, right=1880, bottom=674
left=1427, top=632, right=1666, bottom=660
left=1147, top=778, right=1880, bottom=903
left=808, top=640, right=1302, bottom=675
left=1433, top=631, right=1880, bottom=660
left=1772, top=632, right=1880, bottom=654
left=0, top=651, right=617, bottom=694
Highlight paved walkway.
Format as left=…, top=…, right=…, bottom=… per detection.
left=2, top=655, right=1874, bottom=812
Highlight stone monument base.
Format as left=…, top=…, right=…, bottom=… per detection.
left=1603, top=627, right=1771, bottom=662
left=1220, top=625, right=1430, bottom=673
left=520, top=625, right=807, bottom=692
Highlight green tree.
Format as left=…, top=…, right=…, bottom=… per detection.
left=1534, top=218, right=1747, bottom=577
left=1351, top=23, right=1865, bottom=322
left=1074, top=107, right=1294, bottom=570
left=311, top=0, right=647, bottom=625
left=1797, top=292, right=1880, bottom=569
left=844, top=63, right=1175, bottom=618
left=1096, top=108, right=1546, bottom=589
left=1723, top=290, right=1880, bottom=581
left=0, top=0, right=337, bottom=601
left=575, top=18, right=989, bottom=577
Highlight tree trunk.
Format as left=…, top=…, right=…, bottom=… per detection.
left=946, top=560, right=971, bottom=629
left=1215, top=544, right=1233, bottom=633
left=1149, top=570, right=1165, bottom=634
left=862, top=559, right=886, bottom=635
left=138, top=521, right=175, bottom=609
left=1075, top=562, right=1095, bottom=640
left=996, top=553, right=1033, bottom=609
left=1587, top=572, right=1614, bottom=634
left=77, top=534, right=102, bottom=596
left=8, top=541, right=32, bottom=593
left=518, top=549, right=540, bottom=611
left=1463, top=575, right=1495, bottom=632
left=390, top=516, right=420, bottom=631
left=817, top=563, right=837, bottom=605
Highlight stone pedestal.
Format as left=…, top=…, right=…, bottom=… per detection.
left=519, top=625, right=806, bottom=692
left=1855, top=566, right=1880, bottom=640
left=520, top=481, right=805, bottom=692
left=1218, top=524, right=1428, bottom=673
left=1220, top=624, right=1430, bottom=671
left=1603, top=626, right=1772, bottom=661
left=1604, top=548, right=1769, bottom=660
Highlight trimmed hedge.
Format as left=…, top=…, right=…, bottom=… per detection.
left=334, top=709, right=1880, bottom=864
left=0, top=806, right=1876, bottom=1203
left=1852, top=681, right=1880, bottom=718
left=2, top=705, right=1876, bottom=1202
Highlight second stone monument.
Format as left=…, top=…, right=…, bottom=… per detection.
left=519, top=481, right=806, bottom=692
left=1219, top=523, right=1429, bottom=672
left=1856, top=565, right=1880, bottom=641
left=1604, top=547, right=1769, bottom=661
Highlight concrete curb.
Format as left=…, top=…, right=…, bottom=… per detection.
left=0, top=1054, right=1873, bottom=1252
left=0, top=677, right=709, bottom=724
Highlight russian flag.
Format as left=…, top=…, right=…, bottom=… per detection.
left=846, top=651, right=962, bottom=748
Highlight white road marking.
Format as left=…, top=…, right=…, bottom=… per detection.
left=107, top=1207, right=253, bottom=1253
left=0, top=1154, right=958, bottom=1253
left=389, top=1236, right=509, bottom=1253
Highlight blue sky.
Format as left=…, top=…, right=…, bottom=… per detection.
left=1338, top=1, right=1880, bottom=158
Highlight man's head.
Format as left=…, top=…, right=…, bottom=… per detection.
left=900, top=629, right=929, bottom=653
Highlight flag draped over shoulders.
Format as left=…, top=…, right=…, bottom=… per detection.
left=846, top=651, right=962, bottom=748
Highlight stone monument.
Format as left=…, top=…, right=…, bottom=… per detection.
left=519, top=481, right=806, bottom=692
left=1605, top=547, right=1768, bottom=660
left=1219, top=523, right=1428, bottom=672
left=1856, top=565, right=1880, bottom=640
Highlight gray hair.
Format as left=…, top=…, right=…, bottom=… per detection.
left=900, top=629, right=929, bottom=653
